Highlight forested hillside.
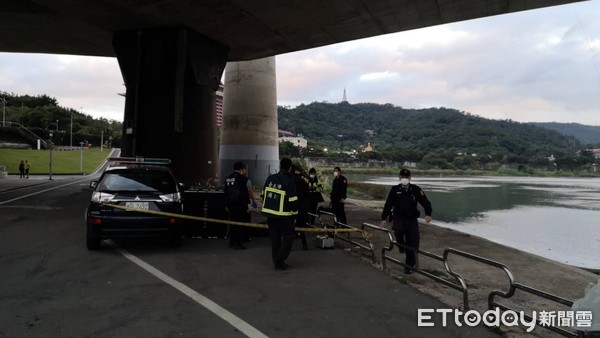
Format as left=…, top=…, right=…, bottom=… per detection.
left=531, top=122, right=600, bottom=146
left=278, top=102, right=592, bottom=169
left=0, top=92, right=121, bottom=147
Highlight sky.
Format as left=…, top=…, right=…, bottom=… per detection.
left=1, top=1, right=599, bottom=125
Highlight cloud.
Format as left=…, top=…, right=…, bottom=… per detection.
left=0, top=53, right=124, bottom=121
left=1, top=1, right=599, bottom=125
left=276, top=1, right=600, bottom=125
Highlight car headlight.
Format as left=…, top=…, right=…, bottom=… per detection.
left=159, top=192, right=181, bottom=203
left=91, top=192, right=116, bottom=203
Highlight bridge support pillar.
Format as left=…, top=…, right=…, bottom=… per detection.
left=219, top=57, right=279, bottom=186
left=113, top=27, right=227, bottom=185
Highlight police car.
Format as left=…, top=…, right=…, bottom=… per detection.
left=86, top=157, right=184, bottom=250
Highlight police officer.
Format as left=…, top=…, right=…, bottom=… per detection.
left=307, top=167, right=324, bottom=225
left=380, top=169, right=432, bottom=274
left=224, top=161, right=252, bottom=250
left=292, top=165, right=310, bottom=250
left=262, top=158, right=299, bottom=270
left=330, top=166, right=348, bottom=224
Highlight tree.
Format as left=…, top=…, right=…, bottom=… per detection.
left=279, top=141, right=301, bottom=158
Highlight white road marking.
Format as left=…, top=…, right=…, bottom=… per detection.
left=107, top=240, right=269, bottom=338
left=0, top=178, right=92, bottom=205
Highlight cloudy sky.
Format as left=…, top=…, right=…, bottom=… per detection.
left=1, top=1, right=599, bottom=125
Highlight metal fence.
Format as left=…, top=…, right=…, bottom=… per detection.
left=303, top=209, right=589, bottom=336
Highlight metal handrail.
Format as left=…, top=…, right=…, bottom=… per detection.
left=444, top=248, right=516, bottom=310
left=307, top=209, right=584, bottom=336
left=360, top=222, right=582, bottom=337
left=367, top=222, right=470, bottom=309
left=333, top=220, right=376, bottom=263
left=4, top=121, right=49, bottom=148
left=492, top=283, right=578, bottom=337
left=313, top=210, right=337, bottom=230
left=442, top=248, right=581, bottom=337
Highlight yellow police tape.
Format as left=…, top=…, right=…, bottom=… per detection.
left=101, top=203, right=365, bottom=234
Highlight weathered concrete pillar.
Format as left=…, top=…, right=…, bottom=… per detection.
left=219, top=57, right=279, bottom=186
left=113, top=27, right=227, bottom=185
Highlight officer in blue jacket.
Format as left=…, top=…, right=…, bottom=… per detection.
left=262, top=158, right=299, bottom=270
left=380, top=169, right=432, bottom=274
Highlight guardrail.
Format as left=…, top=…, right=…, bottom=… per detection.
left=307, top=210, right=377, bottom=262
left=360, top=221, right=586, bottom=337
left=334, top=220, right=377, bottom=263
left=493, top=282, right=578, bottom=337
left=366, top=223, right=469, bottom=309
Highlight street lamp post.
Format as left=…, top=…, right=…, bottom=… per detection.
left=70, top=110, right=74, bottom=147
left=48, top=132, right=54, bottom=180
left=1, top=97, right=6, bottom=127
left=100, top=130, right=104, bottom=152
left=79, top=140, right=85, bottom=173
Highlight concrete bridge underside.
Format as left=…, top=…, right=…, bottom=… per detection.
left=0, top=0, right=587, bottom=184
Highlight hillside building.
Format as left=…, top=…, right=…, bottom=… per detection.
left=279, top=134, right=307, bottom=148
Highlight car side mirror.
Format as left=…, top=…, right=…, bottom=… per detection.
left=89, top=181, right=98, bottom=189
left=178, top=182, right=189, bottom=191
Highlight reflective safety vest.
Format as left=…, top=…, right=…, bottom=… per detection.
left=261, top=172, right=299, bottom=218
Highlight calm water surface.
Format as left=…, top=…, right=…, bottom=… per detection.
left=363, top=176, right=600, bottom=269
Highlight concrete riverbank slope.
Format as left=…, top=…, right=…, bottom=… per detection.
left=337, top=198, right=599, bottom=338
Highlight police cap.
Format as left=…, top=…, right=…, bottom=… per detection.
left=399, top=168, right=411, bottom=177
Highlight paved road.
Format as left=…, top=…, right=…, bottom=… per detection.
left=0, top=175, right=499, bottom=337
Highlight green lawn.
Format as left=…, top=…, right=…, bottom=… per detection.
left=0, top=148, right=112, bottom=175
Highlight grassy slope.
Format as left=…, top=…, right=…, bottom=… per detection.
left=0, top=148, right=111, bottom=174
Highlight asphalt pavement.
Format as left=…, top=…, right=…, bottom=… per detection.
left=4, top=168, right=597, bottom=337
left=0, top=173, right=84, bottom=192
left=0, top=173, right=499, bottom=337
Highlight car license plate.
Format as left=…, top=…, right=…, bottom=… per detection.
left=125, top=202, right=149, bottom=210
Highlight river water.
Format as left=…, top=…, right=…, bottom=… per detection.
left=362, top=175, right=600, bottom=270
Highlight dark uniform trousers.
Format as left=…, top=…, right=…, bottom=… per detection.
left=393, top=216, right=420, bottom=267
left=268, top=217, right=296, bottom=264
left=331, top=200, right=346, bottom=225
left=228, top=206, right=248, bottom=248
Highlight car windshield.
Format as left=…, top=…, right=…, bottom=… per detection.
left=98, top=170, right=176, bottom=193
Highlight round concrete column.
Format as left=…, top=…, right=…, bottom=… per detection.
left=219, top=57, right=279, bottom=186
